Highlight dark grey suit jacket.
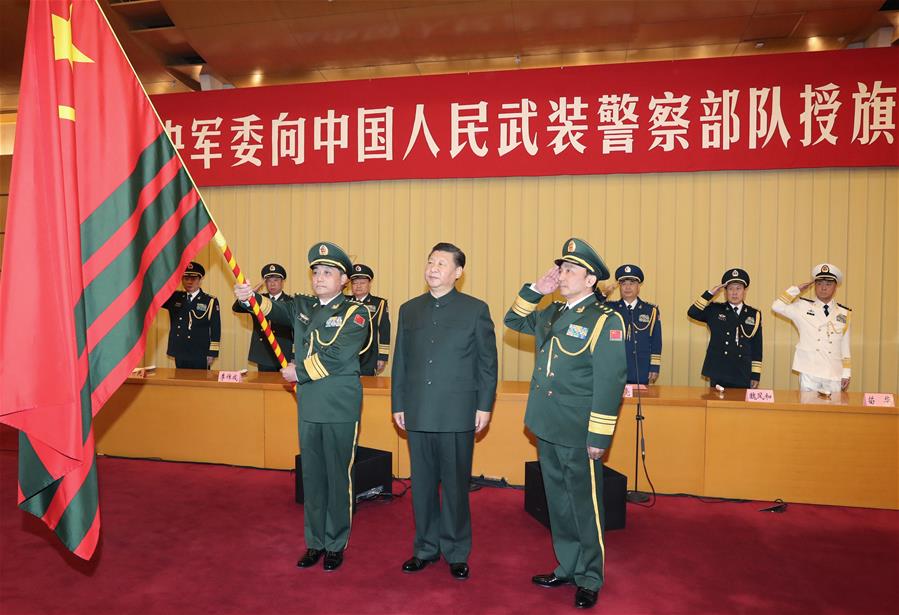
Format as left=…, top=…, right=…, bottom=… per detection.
left=391, top=288, right=498, bottom=432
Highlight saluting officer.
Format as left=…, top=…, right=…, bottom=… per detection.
left=392, top=242, right=498, bottom=581
left=349, top=264, right=390, bottom=376
left=234, top=242, right=370, bottom=573
left=504, top=238, right=627, bottom=610
left=688, top=268, right=763, bottom=389
left=163, top=261, right=220, bottom=369
left=600, top=264, right=662, bottom=385
left=772, top=263, right=851, bottom=393
left=232, top=263, right=294, bottom=372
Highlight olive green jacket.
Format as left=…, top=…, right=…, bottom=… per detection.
left=504, top=285, right=627, bottom=448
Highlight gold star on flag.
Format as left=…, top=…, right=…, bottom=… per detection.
left=52, top=3, right=94, bottom=69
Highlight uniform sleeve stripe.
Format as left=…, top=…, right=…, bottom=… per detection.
left=693, top=297, right=709, bottom=309
left=304, top=354, right=329, bottom=380
left=209, top=342, right=220, bottom=350
left=590, top=412, right=617, bottom=419
left=513, top=295, right=539, bottom=314
left=588, top=423, right=616, bottom=436
left=778, top=293, right=793, bottom=304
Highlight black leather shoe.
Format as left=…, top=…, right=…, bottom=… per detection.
left=574, top=587, right=599, bottom=609
left=296, top=548, right=324, bottom=568
left=323, top=550, right=344, bottom=571
left=532, top=572, right=573, bottom=588
left=402, top=556, right=439, bottom=573
left=449, top=562, right=469, bottom=580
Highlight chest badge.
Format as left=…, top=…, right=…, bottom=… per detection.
left=298, top=313, right=310, bottom=324
left=325, top=316, right=343, bottom=328
left=744, top=316, right=755, bottom=326
left=566, top=324, right=588, bottom=339
left=717, top=313, right=727, bottom=321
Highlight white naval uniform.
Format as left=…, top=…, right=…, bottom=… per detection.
left=772, top=286, right=851, bottom=390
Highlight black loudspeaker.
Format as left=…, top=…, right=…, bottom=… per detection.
left=295, top=446, right=393, bottom=504
left=524, top=460, right=627, bottom=531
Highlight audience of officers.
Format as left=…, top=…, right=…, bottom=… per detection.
left=597, top=264, right=662, bottom=385
left=688, top=268, right=764, bottom=389
left=181, top=255, right=860, bottom=394
left=772, top=263, right=851, bottom=393
left=232, top=263, right=294, bottom=372
left=162, top=261, right=221, bottom=369
left=349, top=264, right=391, bottom=376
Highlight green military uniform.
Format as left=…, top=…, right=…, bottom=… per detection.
left=391, top=288, right=497, bottom=564
left=349, top=264, right=391, bottom=376
left=504, top=238, right=627, bottom=597
left=256, top=243, right=371, bottom=554
left=232, top=263, right=294, bottom=371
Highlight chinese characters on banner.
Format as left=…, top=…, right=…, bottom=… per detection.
left=151, top=48, right=899, bottom=187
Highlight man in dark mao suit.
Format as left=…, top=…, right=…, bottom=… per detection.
left=392, top=242, right=498, bottom=581
left=504, top=238, right=627, bottom=610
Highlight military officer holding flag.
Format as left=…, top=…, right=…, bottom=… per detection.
left=504, top=238, right=627, bottom=610
left=234, top=242, right=370, bottom=573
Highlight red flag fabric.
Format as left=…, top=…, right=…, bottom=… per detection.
left=0, top=0, right=215, bottom=558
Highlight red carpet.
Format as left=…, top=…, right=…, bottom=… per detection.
left=0, top=449, right=896, bottom=615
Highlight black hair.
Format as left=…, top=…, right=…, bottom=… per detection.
left=429, top=242, right=466, bottom=269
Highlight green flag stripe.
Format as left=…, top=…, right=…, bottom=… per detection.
left=17, top=432, right=59, bottom=519
left=80, top=133, right=174, bottom=263
left=87, top=200, right=211, bottom=389
left=80, top=381, right=92, bottom=446
left=74, top=291, right=88, bottom=359
left=52, top=455, right=98, bottom=553
left=79, top=169, right=195, bottom=331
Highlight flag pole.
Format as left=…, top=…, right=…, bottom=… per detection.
left=95, top=0, right=291, bottom=374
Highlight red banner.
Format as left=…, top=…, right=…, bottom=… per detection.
left=152, top=48, right=898, bottom=187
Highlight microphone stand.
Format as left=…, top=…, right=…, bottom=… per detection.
left=626, top=303, right=650, bottom=504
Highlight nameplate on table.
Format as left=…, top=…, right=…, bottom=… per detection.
left=622, top=384, right=648, bottom=398
left=218, top=371, right=243, bottom=383
left=863, top=393, right=895, bottom=407
left=746, top=389, right=774, bottom=403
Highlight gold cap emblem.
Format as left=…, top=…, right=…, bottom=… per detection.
left=732, top=269, right=739, bottom=277
left=355, top=265, right=361, bottom=271
left=269, top=264, right=276, bottom=271
left=821, top=264, right=829, bottom=273
left=567, top=240, right=576, bottom=253
left=319, top=244, right=328, bottom=256
left=625, top=266, right=631, bottom=273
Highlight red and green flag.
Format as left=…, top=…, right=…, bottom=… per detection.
left=0, top=0, right=216, bottom=559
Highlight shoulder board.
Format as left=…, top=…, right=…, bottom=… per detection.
left=644, top=301, right=658, bottom=309
left=349, top=298, right=365, bottom=305
left=598, top=304, right=615, bottom=314
left=799, top=297, right=814, bottom=303
left=837, top=303, right=851, bottom=311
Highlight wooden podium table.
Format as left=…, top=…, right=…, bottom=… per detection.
left=94, top=370, right=898, bottom=510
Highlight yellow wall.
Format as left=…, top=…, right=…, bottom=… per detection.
left=0, top=156, right=894, bottom=392
left=134, top=167, right=898, bottom=393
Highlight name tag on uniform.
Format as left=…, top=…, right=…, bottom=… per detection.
left=638, top=313, right=650, bottom=323
left=836, top=314, right=847, bottom=323
left=806, top=310, right=816, bottom=316
left=325, top=316, right=343, bottom=328
left=566, top=324, right=588, bottom=339
left=717, top=313, right=727, bottom=321
left=298, top=313, right=310, bottom=324
left=174, top=302, right=183, bottom=308
left=745, top=316, right=755, bottom=325
left=196, top=303, right=207, bottom=311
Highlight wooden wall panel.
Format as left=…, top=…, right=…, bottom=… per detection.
left=126, top=167, right=897, bottom=394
